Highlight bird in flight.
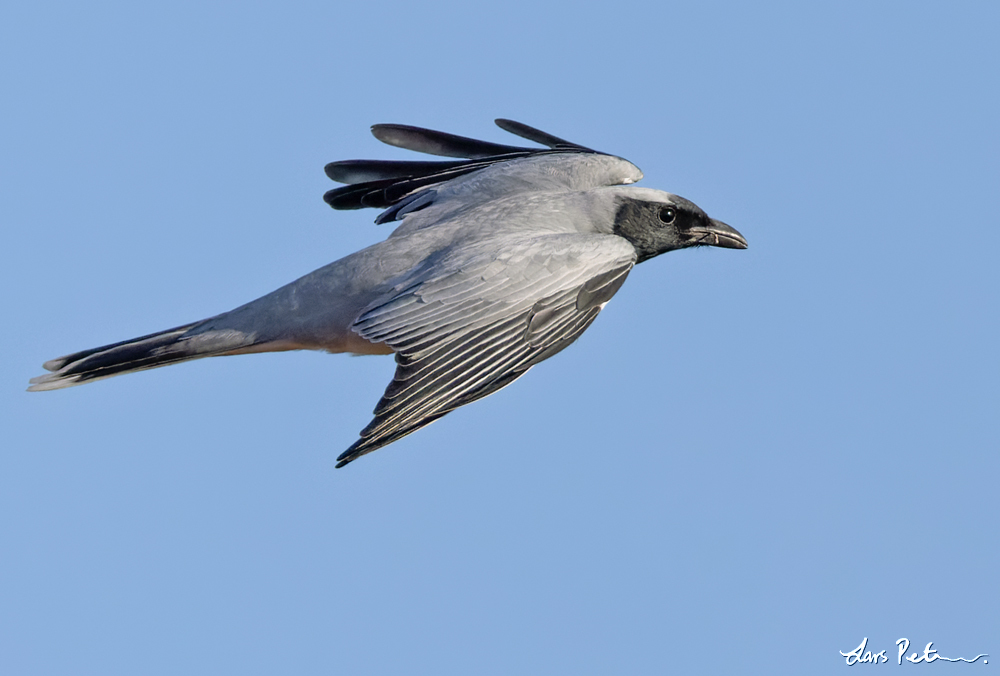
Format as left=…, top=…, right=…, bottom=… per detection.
left=29, top=119, right=747, bottom=467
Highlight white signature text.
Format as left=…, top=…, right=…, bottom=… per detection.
left=840, top=637, right=987, bottom=665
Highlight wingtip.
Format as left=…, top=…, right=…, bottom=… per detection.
left=494, top=118, right=530, bottom=137
left=335, top=440, right=363, bottom=468
left=493, top=118, right=595, bottom=152
left=334, top=452, right=357, bottom=468
left=370, top=123, right=407, bottom=149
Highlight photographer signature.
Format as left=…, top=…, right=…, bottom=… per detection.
left=840, top=637, right=988, bottom=665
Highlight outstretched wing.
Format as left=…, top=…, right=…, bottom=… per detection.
left=336, top=234, right=636, bottom=467
left=323, top=119, right=628, bottom=224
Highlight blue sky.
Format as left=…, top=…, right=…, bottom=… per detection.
left=2, top=1, right=997, bottom=673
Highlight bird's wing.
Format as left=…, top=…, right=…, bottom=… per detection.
left=323, top=119, right=642, bottom=224
left=337, top=233, right=637, bottom=466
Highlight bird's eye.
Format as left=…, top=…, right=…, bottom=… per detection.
left=658, top=206, right=676, bottom=225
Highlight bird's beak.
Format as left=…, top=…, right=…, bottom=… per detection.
left=686, top=219, right=748, bottom=249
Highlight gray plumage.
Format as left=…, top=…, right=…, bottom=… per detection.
left=28, top=119, right=747, bottom=467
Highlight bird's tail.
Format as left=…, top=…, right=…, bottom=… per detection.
left=27, top=319, right=257, bottom=392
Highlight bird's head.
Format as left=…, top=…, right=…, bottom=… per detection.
left=613, top=190, right=747, bottom=263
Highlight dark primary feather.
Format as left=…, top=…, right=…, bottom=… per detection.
left=371, top=123, right=532, bottom=158
left=323, top=119, right=603, bottom=220
left=494, top=118, right=595, bottom=151
left=324, top=159, right=473, bottom=185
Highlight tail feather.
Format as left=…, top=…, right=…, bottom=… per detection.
left=28, top=320, right=256, bottom=392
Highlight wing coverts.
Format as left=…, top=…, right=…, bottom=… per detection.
left=338, top=236, right=635, bottom=465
